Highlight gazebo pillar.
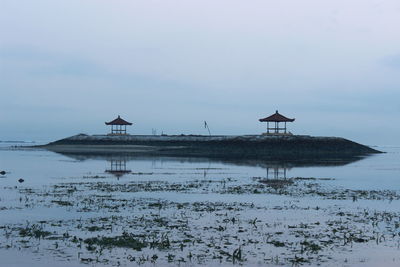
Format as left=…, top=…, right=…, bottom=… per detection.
left=112, top=124, right=128, bottom=134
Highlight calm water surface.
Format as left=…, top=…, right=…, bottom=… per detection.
left=0, top=144, right=399, bottom=266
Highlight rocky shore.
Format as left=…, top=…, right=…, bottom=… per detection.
left=41, top=134, right=381, bottom=160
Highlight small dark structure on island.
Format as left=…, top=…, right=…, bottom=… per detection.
left=105, top=115, right=132, bottom=135
left=105, top=159, right=131, bottom=179
left=259, top=110, right=295, bottom=135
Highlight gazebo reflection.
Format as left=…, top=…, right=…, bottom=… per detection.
left=105, top=158, right=131, bottom=179
left=258, top=165, right=292, bottom=190
left=266, top=166, right=289, bottom=179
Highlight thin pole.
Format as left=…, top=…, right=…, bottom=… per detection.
left=204, top=121, right=211, bottom=136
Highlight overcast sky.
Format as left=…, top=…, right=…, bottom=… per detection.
left=1, top=0, right=399, bottom=145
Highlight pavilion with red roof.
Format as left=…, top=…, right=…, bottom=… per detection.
left=259, top=110, right=295, bottom=135
left=105, top=115, right=132, bottom=135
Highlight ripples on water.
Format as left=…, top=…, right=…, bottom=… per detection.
left=0, top=143, right=399, bottom=266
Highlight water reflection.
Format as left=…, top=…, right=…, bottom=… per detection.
left=1, top=146, right=399, bottom=267
left=266, top=166, right=289, bottom=179
left=51, top=151, right=366, bottom=171
left=105, top=158, right=131, bottom=179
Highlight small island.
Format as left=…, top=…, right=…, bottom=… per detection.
left=41, top=112, right=381, bottom=160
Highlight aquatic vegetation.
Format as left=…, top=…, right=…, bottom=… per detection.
left=1, top=148, right=400, bottom=266
left=18, top=223, right=52, bottom=239
left=84, top=232, right=147, bottom=251
left=51, top=200, right=73, bottom=206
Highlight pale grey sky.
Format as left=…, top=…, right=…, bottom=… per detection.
left=1, top=0, right=399, bottom=145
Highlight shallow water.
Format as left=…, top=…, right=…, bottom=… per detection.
left=0, top=144, right=399, bottom=266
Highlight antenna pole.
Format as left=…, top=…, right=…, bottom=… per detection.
left=204, top=121, right=211, bottom=136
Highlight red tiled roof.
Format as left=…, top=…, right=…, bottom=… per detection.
left=259, top=110, right=295, bottom=122
left=105, top=116, right=133, bottom=125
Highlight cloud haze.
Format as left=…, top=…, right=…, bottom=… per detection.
left=1, top=0, right=399, bottom=145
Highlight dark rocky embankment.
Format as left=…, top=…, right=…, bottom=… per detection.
left=41, top=134, right=381, bottom=161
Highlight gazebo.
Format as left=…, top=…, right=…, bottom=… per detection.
left=105, top=115, right=132, bottom=135
left=259, top=110, right=295, bottom=134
